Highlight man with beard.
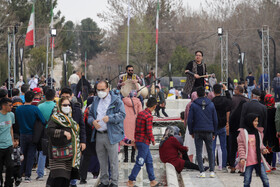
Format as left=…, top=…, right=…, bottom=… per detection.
left=117, top=65, right=143, bottom=90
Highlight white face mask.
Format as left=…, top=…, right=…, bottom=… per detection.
left=61, top=106, right=72, bottom=114
left=97, top=91, right=108, bottom=99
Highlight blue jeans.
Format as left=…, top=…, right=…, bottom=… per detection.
left=129, top=142, right=155, bottom=181
left=244, top=163, right=269, bottom=187
left=36, top=151, right=46, bottom=178
left=20, top=134, right=37, bottom=177
left=194, top=132, right=215, bottom=172
left=212, top=127, right=227, bottom=168
left=247, top=85, right=255, bottom=99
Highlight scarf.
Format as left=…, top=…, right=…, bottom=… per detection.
left=159, top=126, right=175, bottom=147
left=242, top=113, right=261, bottom=175
left=264, top=94, right=275, bottom=109
left=51, top=99, right=81, bottom=168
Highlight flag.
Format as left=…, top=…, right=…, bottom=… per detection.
left=156, top=0, right=159, bottom=45
left=127, top=0, right=131, bottom=26
left=25, top=4, right=35, bottom=46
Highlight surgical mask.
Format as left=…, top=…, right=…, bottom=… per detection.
left=61, top=106, right=72, bottom=114
left=97, top=91, right=107, bottom=99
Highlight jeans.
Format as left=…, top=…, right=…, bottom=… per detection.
left=36, top=151, right=46, bottom=178
left=0, top=146, right=13, bottom=187
left=274, top=86, right=280, bottom=102
left=20, top=134, right=37, bottom=177
left=71, top=84, right=77, bottom=96
left=129, top=142, right=155, bottom=181
left=212, top=127, right=227, bottom=168
left=247, top=85, right=255, bottom=99
left=244, top=163, right=269, bottom=187
left=194, top=132, right=215, bottom=172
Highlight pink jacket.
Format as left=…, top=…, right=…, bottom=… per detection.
left=236, top=127, right=270, bottom=172
left=184, top=92, right=198, bottom=127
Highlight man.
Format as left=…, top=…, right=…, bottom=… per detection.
left=228, top=86, right=249, bottom=173
left=245, top=72, right=256, bottom=99
left=0, top=89, right=8, bottom=99
left=127, top=97, right=161, bottom=187
left=36, top=88, right=56, bottom=181
left=140, top=72, right=146, bottom=86
left=117, top=65, right=142, bottom=90
left=11, top=88, right=23, bottom=135
left=88, top=81, right=126, bottom=187
left=208, top=74, right=217, bottom=91
left=15, top=76, right=24, bottom=90
left=188, top=86, right=218, bottom=178
left=240, top=88, right=267, bottom=131
left=15, top=91, right=46, bottom=182
left=45, top=74, right=56, bottom=89
left=28, top=75, right=38, bottom=90
left=0, top=98, right=15, bottom=187
left=19, top=84, right=30, bottom=103
left=273, top=73, right=280, bottom=102
left=68, top=71, right=80, bottom=96
left=155, top=86, right=168, bottom=118
left=145, top=68, right=156, bottom=86
left=31, top=87, right=42, bottom=106
left=211, top=84, right=231, bottom=172
left=183, top=51, right=208, bottom=98
left=258, top=73, right=269, bottom=91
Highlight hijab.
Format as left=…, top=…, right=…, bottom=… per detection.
left=264, top=94, right=275, bottom=109
left=159, top=126, right=175, bottom=147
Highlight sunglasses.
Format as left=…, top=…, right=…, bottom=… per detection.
left=62, top=104, right=71, bottom=107
left=128, top=70, right=134, bottom=72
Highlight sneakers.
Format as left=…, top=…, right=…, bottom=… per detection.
left=210, top=171, right=216, bottom=178
left=24, top=177, right=31, bottom=183
left=80, top=179, right=87, bottom=184
left=36, top=176, right=44, bottom=181
left=222, top=167, right=228, bottom=173
left=197, top=172, right=206, bottom=178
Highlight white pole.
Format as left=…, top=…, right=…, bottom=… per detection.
left=46, top=34, right=49, bottom=78
left=13, top=28, right=16, bottom=84
left=51, top=36, right=54, bottom=89
left=126, top=0, right=130, bottom=66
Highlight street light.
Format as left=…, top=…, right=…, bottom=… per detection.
left=257, top=29, right=276, bottom=77
left=218, top=27, right=223, bottom=36
left=50, top=28, right=56, bottom=89
left=233, top=42, right=243, bottom=79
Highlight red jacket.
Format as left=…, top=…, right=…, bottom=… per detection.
left=159, top=136, right=188, bottom=173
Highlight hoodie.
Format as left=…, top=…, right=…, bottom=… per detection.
left=187, top=97, right=218, bottom=135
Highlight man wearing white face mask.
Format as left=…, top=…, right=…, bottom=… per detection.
left=88, top=81, right=126, bottom=187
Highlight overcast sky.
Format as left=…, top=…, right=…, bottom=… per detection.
left=55, top=0, right=205, bottom=29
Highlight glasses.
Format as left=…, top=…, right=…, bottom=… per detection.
left=128, top=70, right=134, bottom=72
left=62, top=104, right=71, bottom=107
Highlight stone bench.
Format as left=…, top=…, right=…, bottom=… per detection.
left=165, top=163, right=180, bottom=187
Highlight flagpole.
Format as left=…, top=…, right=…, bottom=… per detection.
left=33, top=0, right=35, bottom=47
left=46, top=34, right=49, bottom=78
left=85, top=51, right=87, bottom=79
left=155, top=0, right=159, bottom=79
left=126, top=0, right=130, bottom=66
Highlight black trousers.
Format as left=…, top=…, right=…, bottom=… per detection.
left=183, top=152, right=199, bottom=171
left=229, top=131, right=239, bottom=167
left=155, top=105, right=168, bottom=117
left=0, top=146, right=13, bottom=187
left=264, top=153, right=273, bottom=166
left=12, top=166, right=21, bottom=186
left=51, top=177, right=70, bottom=187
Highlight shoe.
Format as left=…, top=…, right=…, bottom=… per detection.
left=71, top=185, right=77, bottom=187
left=240, top=172, right=244, bottom=176
left=109, top=183, right=118, bottom=187
left=24, top=177, right=31, bottom=183
left=36, top=176, right=44, bottom=181
left=210, top=171, right=215, bottom=178
left=204, top=167, right=209, bottom=171
left=222, top=167, right=228, bottom=173
left=97, top=183, right=109, bottom=187
left=271, top=167, right=276, bottom=171
left=218, top=166, right=222, bottom=171
left=80, top=179, right=87, bottom=184
left=229, top=166, right=236, bottom=173
left=197, top=172, right=206, bottom=178
left=123, top=146, right=128, bottom=163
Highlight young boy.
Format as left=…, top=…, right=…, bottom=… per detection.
left=12, top=134, right=23, bottom=187
left=127, top=97, right=162, bottom=187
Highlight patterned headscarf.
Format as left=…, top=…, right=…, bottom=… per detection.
left=264, top=94, right=275, bottom=109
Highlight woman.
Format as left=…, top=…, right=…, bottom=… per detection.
left=47, top=97, right=81, bottom=187
left=263, top=94, right=279, bottom=168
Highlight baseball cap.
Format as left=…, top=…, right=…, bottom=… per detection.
left=33, top=87, right=41, bottom=94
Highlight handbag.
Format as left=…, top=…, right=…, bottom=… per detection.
left=52, top=142, right=73, bottom=160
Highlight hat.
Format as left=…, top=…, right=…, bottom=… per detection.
left=33, top=87, right=41, bottom=94
left=252, top=89, right=261, bottom=96
left=233, top=79, right=238, bottom=83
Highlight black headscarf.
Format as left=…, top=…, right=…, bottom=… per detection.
left=242, top=113, right=262, bottom=175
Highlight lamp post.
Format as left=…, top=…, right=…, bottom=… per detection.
left=16, top=34, right=25, bottom=79
left=63, top=53, right=67, bottom=87
left=50, top=28, right=56, bottom=89
left=233, top=42, right=243, bottom=79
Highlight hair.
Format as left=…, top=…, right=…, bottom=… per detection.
left=213, top=84, right=222, bottom=94
left=21, top=84, right=30, bottom=94
left=155, top=85, right=160, bottom=89
left=59, top=97, right=71, bottom=109
left=0, top=89, right=8, bottom=99
left=13, top=134, right=19, bottom=140
left=249, top=72, right=252, bottom=75
left=45, top=89, right=56, bottom=100
left=25, top=91, right=35, bottom=103
left=12, top=88, right=20, bottom=96
left=60, top=87, right=72, bottom=96
left=180, top=111, right=185, bottom=120
left=196, top=86, right=205, bottom=97
left=195, top=50, right=203, bottom=57
left=42, top=86, right=50, bottom=95
left=73, top=70, right=76, bottom=74
left=97, top=80, right=109, bottom=89
left=235, top=85, right=244, bottom=93
left=89, top=88, right=95, bottom=96
left=126, top=65, right=133, bottom=70
left=146, top=97, right=157, bottom=108
left=0, top=97, right=12, bottom=107
left=151, top=67, right=154, bottom=70
left=31, top=75, right=34, bottom=78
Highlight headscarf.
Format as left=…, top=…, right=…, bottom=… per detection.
left=159, top=126, right=175, bottom=147
left=264, top=94, right=275, bottom=109
left=242, top=113, right=261, bottom=175
left=51, top=98, right=81, bottom=168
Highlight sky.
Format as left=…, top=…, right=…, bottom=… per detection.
left=55, top=0, right=205, bottom=29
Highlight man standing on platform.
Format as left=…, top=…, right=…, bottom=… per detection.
left=68, top=71, right=80, bottom=96
left=117, top=65, right=142, bottom=90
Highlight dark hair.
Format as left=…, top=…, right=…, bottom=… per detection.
left=42, top=86, right=50, bottom=95
left=155, top=85, right=160, bottom=89
left=59, top=97, right=71, bottom=109
left=249, top=72, right=252, bottom=75
left=213, top=84, right=222, bottom=94
left=151, top=67, right=154, bottom=70
left=146, top=97, right=157, bottom=108
left=89, top=88, right=95, bottom=96
left=195, top=50, right=203, bottom=57
left=0, top=89, right=8, bottom=99
left=21, top=84, right=30, bottom=94
left=196, top=86, right=205, bottom=97
left=60, top=87, right=72, bottom=96
left=25, top=91, right=35, bottom=103
left=13, top=134, right=19, bottom=140
left=12, top=88, right=20, bottom=96
left=73, top=70, right=76, bottom=74
left=180, top=111, right=185, bottom=120
left=126, top=65, right=133, bottom=70
left=235, top=85, right=244, bottom=93
left=0, top=97, right=12, bottom=107
left=31, top=75, right=34, bottom=78
left=97, top=81, right=109, bottom=89
left=45, top=89, right=56, bottom=100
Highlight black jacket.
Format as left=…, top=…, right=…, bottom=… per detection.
left=71, top=102, right=86, bottom=143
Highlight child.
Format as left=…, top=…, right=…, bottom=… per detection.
left=127, top=97, right=163, bottom=187
left=236, top=113, right=270, bottom=187
left=12, top=134, right=23, bottom=187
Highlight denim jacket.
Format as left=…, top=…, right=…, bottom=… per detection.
left=88, top=91, right=126, bottom=144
